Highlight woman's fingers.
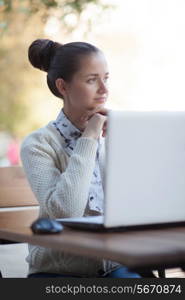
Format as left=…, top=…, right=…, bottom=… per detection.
left=96, top=107, right=109, bottom=116
left=80, top=108, right=110, bottom=137
left=82, top=113, right=107, bottom=139
left=80, top=108, right=110, bottom=122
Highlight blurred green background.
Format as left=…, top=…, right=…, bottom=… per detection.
left=0, top=0, right=113, bottom=137
left=0, top=0, right=115, bottom=165
left=1, top=0, right=185, bottom=166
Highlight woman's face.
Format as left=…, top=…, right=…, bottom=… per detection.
left=64, top=52, right=109, bottom=114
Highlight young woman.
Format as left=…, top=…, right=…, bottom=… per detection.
left=21, top=39, right=141, bottom=278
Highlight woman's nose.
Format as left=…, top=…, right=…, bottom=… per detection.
left=98, top=80, right=108, bottom=94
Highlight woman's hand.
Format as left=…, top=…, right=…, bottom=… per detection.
left=82, top=113, right=107, bottom=139
left=96, top=107, right=108, bottom=137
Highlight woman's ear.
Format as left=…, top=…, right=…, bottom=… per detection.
left=55, top=78, right=67, bottom=98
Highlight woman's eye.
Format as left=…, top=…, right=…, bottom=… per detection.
left=87, top=78, right=96, bottom=83
left=104, top=77, right=109, bottom=83
left=87, top=77, right=109, bottom=84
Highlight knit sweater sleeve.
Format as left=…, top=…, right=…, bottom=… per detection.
left=20, top=130, right=98, bottom=218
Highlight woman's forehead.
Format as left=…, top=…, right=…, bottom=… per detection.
left=78, top=52, right=109, bottom=75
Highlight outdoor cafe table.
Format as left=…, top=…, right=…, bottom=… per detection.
left=1, top=224, right=185, bottom=273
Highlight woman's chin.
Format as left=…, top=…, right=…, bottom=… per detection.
left=95, top=102, right=106, bottom=110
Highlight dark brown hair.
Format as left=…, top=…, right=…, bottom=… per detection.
left=28, top=39, right=100, bottom=99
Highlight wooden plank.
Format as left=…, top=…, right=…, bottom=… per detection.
left=0, top=166, right=29, bottom=186
left=0, top=187, right=38, bottom=207
left=1, top=226, right=185, bottom=271
left=0, top=166, right=38, bottom=207
left=0, top=208, right=39, bottom=228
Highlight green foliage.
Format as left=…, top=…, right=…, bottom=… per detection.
left=0, top=0, right=113, bottom=36
left=0, top=39, right=30, bottom=136
left=0, top=0, right=106, bottom=19
left=0, top=0, right=113, bottom=138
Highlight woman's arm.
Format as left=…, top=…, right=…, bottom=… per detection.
left=21, top=135, right=98, bottom=219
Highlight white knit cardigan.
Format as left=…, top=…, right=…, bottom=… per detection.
left=20, top=121, right=119, bottom=277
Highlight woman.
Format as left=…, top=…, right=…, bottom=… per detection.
left=21, top=39, right=140, bottom=278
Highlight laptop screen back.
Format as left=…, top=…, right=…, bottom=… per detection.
left=104, top=111, right=185, bottom=228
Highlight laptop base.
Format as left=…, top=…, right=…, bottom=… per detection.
left=56, top=216, right=185, bottom=232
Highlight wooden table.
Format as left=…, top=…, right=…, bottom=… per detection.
left=1, top=225, right=185, bottom=273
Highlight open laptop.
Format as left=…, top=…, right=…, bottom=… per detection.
left=57, top=111, right=185, bottom=231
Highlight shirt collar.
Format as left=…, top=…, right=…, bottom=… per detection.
left=54, top=109, right=103, bottom=153
left=54, top=109, right=82, bottom=142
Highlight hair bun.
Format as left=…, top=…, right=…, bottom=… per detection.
left=28, top=39, right=61, bottom=72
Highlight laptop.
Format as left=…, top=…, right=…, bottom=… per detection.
left=57, top=110, right=185, bottom=231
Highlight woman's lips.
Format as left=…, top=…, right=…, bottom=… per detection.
left=95, top=97, right=106, bottom=103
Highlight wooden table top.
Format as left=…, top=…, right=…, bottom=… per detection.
left=1, top=225, right=185, bottom=271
